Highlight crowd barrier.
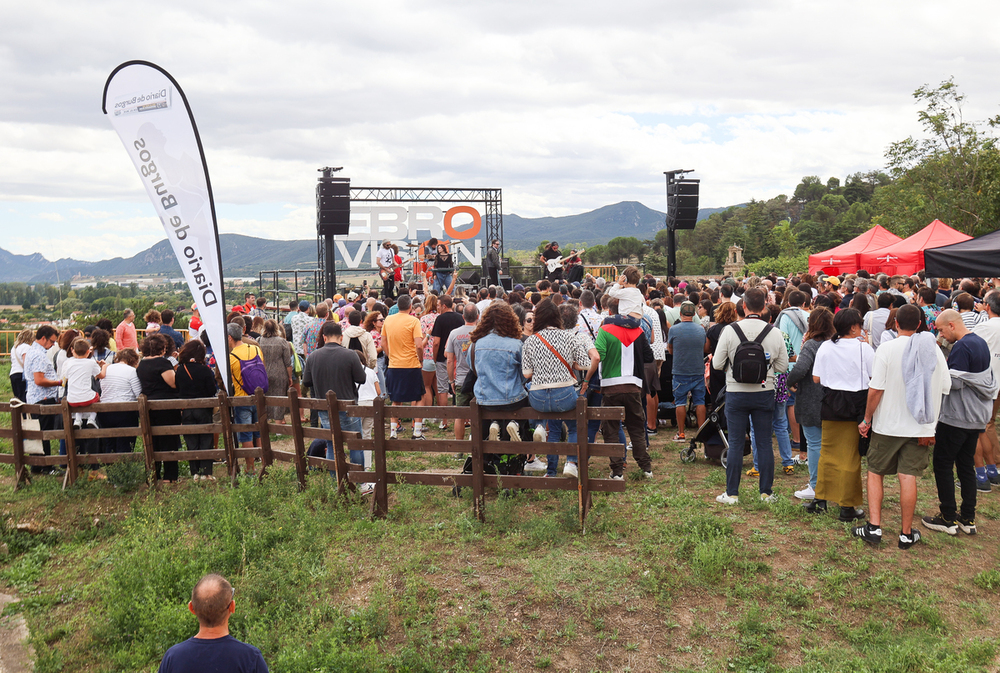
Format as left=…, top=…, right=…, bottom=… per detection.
left=0, top=393, right=626, bottom=528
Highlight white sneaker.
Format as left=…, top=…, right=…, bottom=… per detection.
left=643, top=471, right=653, bottom=479
left=506, top=421, right=521, bottom=441
left=524, top=459, right=547, bottom=472
left=794, top=485, right=815, bottom=500
left=793, top=455, right=809, bottom=465
left=610, top=473, right=624, bottom=481
left=390, top=428, right=398, bottom=439
left=439, top=420, right=448, bottom=430
left=192, top=474, right=202, bottom=482
left=359, top=483, right=374, bottom=495
left=489, top=422, right=500, bottom=442
left=533, top=425, right=546, bottom=443
left=716, top=493, right=739, bottom=505
left=626, top=442, right=632, bottom=452
left=563, top=462, right=579, bottom=478
left=760, top=493, right=778, bottom=503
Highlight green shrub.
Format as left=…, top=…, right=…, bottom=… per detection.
left=104, top=455, right=148, bottom=492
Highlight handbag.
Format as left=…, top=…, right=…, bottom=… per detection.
left=460, top=343, right=478, bottom=396
left=10, top=399, right=44, bottom=455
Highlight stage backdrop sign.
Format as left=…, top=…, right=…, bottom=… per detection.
left=102, top=61, right=229, bottom=388
left=345, top=205, right=483, bottom=268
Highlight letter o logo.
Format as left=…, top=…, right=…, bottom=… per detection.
left=443, top=206, right=481, bottom=240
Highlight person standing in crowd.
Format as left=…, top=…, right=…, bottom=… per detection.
left=972, top=290, right=1000, bottom=491
left=342, top=310, right=378, bottom=369
left=9, top=328, right=33, bottom=402
left=23, top=326, right=62, bottom=472
left=921, top=309, right=996, bottom=536
left=786, top=307, right=835, bottom=502
left=806, top=309, right=871, bottom=522
left=137, top=334, right=182, bottom=483
left=430, top=295, right=465, bottom=431
left=188, top=304, right=203, bottom=342
left=116, top=309, right=138, bottom=351
left=259, top=319, right=293, bottom=421
left=857, top=304, right=950, bottom=549
left=159, top=309, right=185, bottom=350
left=96, top=347, right=142, bottom=454
left=712, top=288, right=789, bottom=505
left=227, top=323, right=264, bottom=476
left=446, top=303, right=479, bottom=442
left=484, top=239, right=502, bottom=287
left=666, top=301, right=709, bottom=441
left=290, top=300, right=313, bottom=360
left=302, top=322, right=366, bottom=469
left=417, top=294, right=441, bottom=421
left=175, top=339, right=219, bottom=481
left=595, top=298, right=655, bottom=480
left=158, top=574, right=268, bottom=672
left=382, top=294, right=426, bottom=439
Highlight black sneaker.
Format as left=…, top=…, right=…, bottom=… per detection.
left=852, top=521, right=882, bottom=546
left=976, top=478, right=992, bottom=492
left=803, top=499, right=827, bottom=514
left=838, top=507, right=865, bottom=522
left=957, top=517, right=978, bottom=535
left=989, top=472, right=1000, bottom=485
left=920, top=515, right=957, bottom=536
left=898, top=530, right=922, bottom=550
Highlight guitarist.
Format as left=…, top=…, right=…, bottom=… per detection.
left=564, top=249, right=585, bottom=285
left=377, top=239, right=398, bottom=300
left=540, top=241, right=563, bottom=282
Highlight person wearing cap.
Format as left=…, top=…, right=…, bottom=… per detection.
left=666, top=301, right=709, bottom=440
left=376, top=239, right=397, bottom=300
left=290, top=300, right=313, bottom=359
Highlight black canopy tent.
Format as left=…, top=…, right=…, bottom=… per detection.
left=924, top=229, right=1000, bottom=278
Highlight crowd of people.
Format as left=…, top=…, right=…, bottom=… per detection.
left=9, top=268, right=1000, bottom=551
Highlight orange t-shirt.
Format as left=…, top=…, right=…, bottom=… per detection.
left=382, top=312, right=422, bottom=369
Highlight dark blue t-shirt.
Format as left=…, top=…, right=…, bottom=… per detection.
left=948, top=333, right=991, bottom=373
left=667, top=321, right=707, bottom=376
left=159, top=635, right=268, bottom=673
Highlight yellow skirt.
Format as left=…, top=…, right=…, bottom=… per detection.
left=815, top=420, right=864, bottom=508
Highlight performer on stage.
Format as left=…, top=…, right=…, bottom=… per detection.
left=432, top=244, right=455, bottom=293
left=484, top=239, right=502, bottom=286
left=377, top=239, right=398, bottom=300
left=540, top=241, right=563, bottom=282
left=563, top=249, right=585, bottom=285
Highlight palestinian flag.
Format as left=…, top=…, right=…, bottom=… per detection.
left=595, top=324, right=643, bottom=388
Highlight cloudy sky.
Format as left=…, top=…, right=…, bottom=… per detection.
left=1, top=0, right=998, bottom=261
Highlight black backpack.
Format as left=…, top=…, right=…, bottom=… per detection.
left=728, top=323, right=773, bottom=385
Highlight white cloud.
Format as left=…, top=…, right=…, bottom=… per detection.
left=35, top=212, right=64, bottom=221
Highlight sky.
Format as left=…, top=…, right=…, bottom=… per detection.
left=1, top=0, right=999, bottom=261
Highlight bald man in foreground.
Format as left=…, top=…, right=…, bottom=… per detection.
left=158, top=574, right=268, bottom=672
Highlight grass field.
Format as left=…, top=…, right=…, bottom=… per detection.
left=1, top=360, right=999, bottom=672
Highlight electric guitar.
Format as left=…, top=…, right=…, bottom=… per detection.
left=545, top=249, right=585, bottom=273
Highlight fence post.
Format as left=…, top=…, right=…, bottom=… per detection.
left=137, top=394, right=156, bottom=486
left=254, top=389, right=273, bottom=476
left=217, top=391, right=238, bottom=485
left=324, top=391, right=351, bottom=496
left=60, top=399, right=79, bottom=490
left=286, top=387, right=307, bottom=490
left=371, top=396, right=388, bottom=519
left=10, top=407, right=26, bottom=489
left=469, top=399, right=486, bottom=523
left=576, top=396, right=591, bottom=530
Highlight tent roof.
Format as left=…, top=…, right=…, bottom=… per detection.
left=865, top=219, right=970, bottom=256
left=807, top=225, right=903, bottom=274
left=925, top=228, right=1000, bottom=277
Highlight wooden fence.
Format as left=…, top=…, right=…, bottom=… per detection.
left=0, top=393, right=626, bottom=527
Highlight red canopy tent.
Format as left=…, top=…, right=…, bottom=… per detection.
left=808, top=225, right=903, bottom=275
left=858, top=219, right=972, bottom=276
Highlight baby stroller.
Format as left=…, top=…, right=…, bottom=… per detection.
left=678, top=387, right=749, bottom=468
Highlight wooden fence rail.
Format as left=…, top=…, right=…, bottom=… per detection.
left=0, top=391, right=626, bottom=528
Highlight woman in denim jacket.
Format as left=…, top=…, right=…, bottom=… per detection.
left=470, top=303, right=529, bottom=449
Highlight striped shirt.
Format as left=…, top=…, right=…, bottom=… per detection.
left=100, top=363, right=143, bottom=403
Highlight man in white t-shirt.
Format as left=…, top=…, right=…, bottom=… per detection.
left=972, top=290, right=1000, bottom=489
left=376, top=240, right=397, bottom=300
left=857, top=305, right=950, bottom=549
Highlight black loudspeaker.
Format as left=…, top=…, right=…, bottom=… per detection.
left=667, top=180, right=699, bottom=230
left=498, top=274, right=513, bottom=291
left=458, top=269, right=481, bottom=285
left=317, top=178, right=351, bottom=235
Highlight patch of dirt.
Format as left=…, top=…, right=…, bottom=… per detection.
left=0, top=593, right=33, bottom=673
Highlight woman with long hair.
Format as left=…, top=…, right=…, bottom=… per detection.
left=364, top=310, right=387, bottom=398
left=807, top=308, right=872, bottom=521
left=137, top=333, right=181, bottom=482
left=470, top=303, right=530, bottom=460
left=705, top=302, right=738, bottom=402
left=786, top=307, right=835, bottom=502
left=522, top=299, right=597, bottom=478
left=418, top=293, right=440, bottom=413
left=9, top=328, right=34, bottom=402
left=259, top=319, right=293, bottom=420
left=175, top=339, right=218, bottom=480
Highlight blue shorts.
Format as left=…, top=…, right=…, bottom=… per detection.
left=672, top=374, right=706, bottom=408
left=386, top=367, right=424, bottom=403
left=234, top=405, right=260, bottom=443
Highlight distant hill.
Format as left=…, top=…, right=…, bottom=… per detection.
left=1, top=202, right=728, bottom=283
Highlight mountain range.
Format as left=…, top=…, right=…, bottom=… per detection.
left=0, top=201, right=728, bottom=283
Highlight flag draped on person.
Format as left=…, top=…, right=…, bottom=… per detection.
left=102, top=61, right=229, bottom=387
